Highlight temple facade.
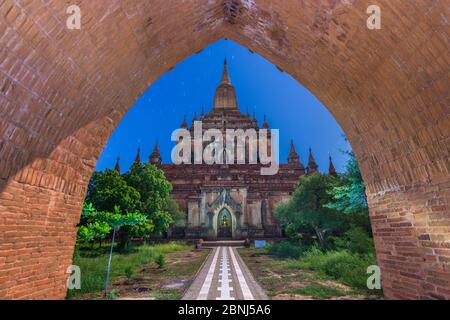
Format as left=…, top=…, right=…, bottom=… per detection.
left=129, top=61, right=336, bottom=240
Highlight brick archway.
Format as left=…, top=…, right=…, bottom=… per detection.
left=0, top=1, right=448, bottom=299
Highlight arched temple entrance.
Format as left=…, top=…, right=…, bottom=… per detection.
left=217, top=208, right=233, bottom=239
left=207, top=191, right=240, bottom=241
left=0, top=1, right=448, bottom=299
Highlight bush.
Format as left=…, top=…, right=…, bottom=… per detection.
left=156, top=254, right=166, bottom=269
left=331, top=227, right=374, bottom=255
left=267, top=241, right=307, bottom=259
left=293, top=247, right=377, bottom=290
left=108, top=289, right=117, bottom=300
left=124, top=266, right=134, bottom=283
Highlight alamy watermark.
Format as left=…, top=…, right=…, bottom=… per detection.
left=367, top=5, right=381, bottom=30
left=66, top=4, right=381, bottom=31
left=367, top=265, right=381, bottom=290
left=171, top=121, right=279, bottom=175
left=66, top=5, right=81, bottom=30
left=66, top=265, right=81, bottom=290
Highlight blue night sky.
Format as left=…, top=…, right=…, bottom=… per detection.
left=96, top=40, right=351, bottom=173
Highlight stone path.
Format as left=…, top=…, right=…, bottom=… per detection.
left=183, top=247, right=268, bottom=300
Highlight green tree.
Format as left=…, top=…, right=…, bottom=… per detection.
left=83, top=205, right=149, bottom=296
left=324, top=152, right=374, bottom=251
left=86, top=169, right=141, bottom=213
left=77, top=203, right=149, bottom=246
left=83, top=163, right=181, bottom=248
left=123, top=163, right=174, bottom=236
left=275, top=173, right=344, bottom=249
left=326, top=152, right=368, bottom=214
left=78, top=221, right=110, bottom=246
left=98, top=205, right=149, bottom=230
left=77, top=203, right=110, bottom=246
left=163, top=197, right=185, bottom=226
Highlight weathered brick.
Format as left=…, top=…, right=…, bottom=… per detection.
left=0, top=0, right=448, bottom=300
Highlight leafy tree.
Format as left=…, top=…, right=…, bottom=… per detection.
left=325, top=152, right=372, bottom=234
left=99, top=206, right=149, bottom=230
left=163, top=197, right=185, bottom=226
left=276, top=154, right=375, bottom=256
left=77, top=203, right=110, bottom=245
left=86, top=169, right=140, bottom=213
left=331, top=226, right=375, bottom=255
left=78, top=205, right=148, bottom=296
left=82, top=163, right=182, bottom=248
left=326, top=152, right=368, bottom=214
left=275, top=173, right=344, bottom=249
left=78, top=221, right=110, bottom=246
left=123, top=163, right=174, bottom=236
left=77, top=203, right=149, bottom=246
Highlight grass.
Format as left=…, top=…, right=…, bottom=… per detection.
left=67, top=242, right=193, bottom=299
left=286, top=246, right=379, bottom=292
left=156, top=254, right=166, bottom=269
left=267, top=241, right=308, bottom=259
left=285, top=284, right=347, bottom=299
left=151, top=289, right=182, bottom=300
left=239, top=245, right=382, bottom=300
left=238, top=247, right=326, bottom=298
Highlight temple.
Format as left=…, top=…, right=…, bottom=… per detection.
left=137, top=60, right=336, bottom=240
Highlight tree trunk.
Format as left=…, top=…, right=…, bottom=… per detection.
left=118, top=230, right=129, bottom=251
left=314, top=226, right=327, bottom=250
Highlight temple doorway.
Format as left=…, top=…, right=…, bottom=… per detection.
left=217, top=208, right=232, bottom=239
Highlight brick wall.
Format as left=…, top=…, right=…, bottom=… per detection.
left=0, top=0, right=448, bottom=299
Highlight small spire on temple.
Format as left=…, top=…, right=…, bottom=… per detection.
left=201, top=106, right=205, bottom=118
left=252, top=112, right=258, bottom=126
left=262, top=114, right=269, bottom=129
left=114, top=156, right=121, bottom=174
left=149, top=140, right=162, bottom=165
left=288, top=139, right=301, bottom=166
left=329, top=154, right=337, bottom=176
left=289, top=139, right=296, bottom=153
left=134, top=146, right=141, bottom=164
left=307, top=147, right=318, bottom=174
left=213, top=59, right=238, bottom=110
left=221, top=58, right=231, bottom=84
left=181, top=115, right=188, bottom=128
left=191, top=112, right=198, bottom=127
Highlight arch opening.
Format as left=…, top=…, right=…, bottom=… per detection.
left=0, top=1, right=448, bottom=300
left=217, top=208, right=234, bottom=239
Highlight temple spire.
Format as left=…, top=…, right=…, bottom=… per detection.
left=134, top=146, right=141, bottom=164
left=191, top=112, right=198, bottom=127
left=252, top=112, right=258, bottom=127
left=262, top=115, right=269, bottom=129
left=149, top=140, right=162, bottom=165
left=213, top=59, right=238, bottom=110
left=221, top=59, right=231, bottom=84
left=329, top=154, right=337, bottom=176
left=288, top=140, right=301, bottom=165
left=181, top=115, right=188, bottom=129
left=307, top=147, right=318, bottom=174
left=114, top=156, right=121, bottom=174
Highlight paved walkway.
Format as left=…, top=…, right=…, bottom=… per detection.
left=183, top=247, right=268, bottom=300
